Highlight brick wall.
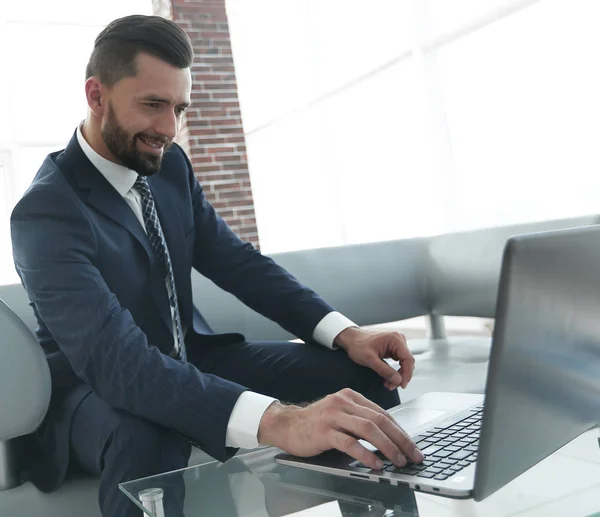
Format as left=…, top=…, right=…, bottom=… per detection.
left=152, top=0, right=259, bottom=248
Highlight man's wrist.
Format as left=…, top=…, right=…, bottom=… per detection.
left=333, top=326, right=361, bottom=351
left=257, top=401, right=297, bottom=447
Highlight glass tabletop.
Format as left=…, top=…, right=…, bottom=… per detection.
left=120, top=429, right=600, bottom=517
left=120, top=447, right=421, bottom=517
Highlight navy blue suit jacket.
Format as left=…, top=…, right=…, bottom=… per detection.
left=10, top=132, right=334, bottom=491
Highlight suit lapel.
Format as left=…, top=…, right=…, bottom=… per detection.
left=58, top=134, right=155, bottom=268
left=57, top=133, right=175, bottom=335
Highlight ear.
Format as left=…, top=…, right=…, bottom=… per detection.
left=84, top=77, right=107, bottom=117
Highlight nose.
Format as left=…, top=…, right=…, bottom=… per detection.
left=155, top=110, right=178, bottom=141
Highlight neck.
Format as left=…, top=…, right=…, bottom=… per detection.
left=81, top=117, right=122, bottom=165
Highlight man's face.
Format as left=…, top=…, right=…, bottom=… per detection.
left=100, top=53, right=192, bottom=176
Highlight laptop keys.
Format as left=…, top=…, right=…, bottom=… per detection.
left=431, top=449, right=453, bottom=459
left=398, top=468, right=420, bottom=476
left=414, top=435, right=430, bottom=444
left=448, top=450, right=472, bottom=461
left=420, top=444, right=444, bottom=456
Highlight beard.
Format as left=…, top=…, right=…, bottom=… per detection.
left=101, top=102, right=172, bottom=176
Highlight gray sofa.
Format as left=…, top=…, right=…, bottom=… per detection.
left=1, top=213, right=599, bottom=516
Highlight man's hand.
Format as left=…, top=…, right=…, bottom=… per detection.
left=258, top=389, right=424, bottom=470
left=334, top=327, right=415, bottom=390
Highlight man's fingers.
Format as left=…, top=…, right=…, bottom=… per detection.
left=387, top=338, right=415, bottom=389
left=341, top=389, right=392, bottom=417
left=399, top=360, right=414, bottom=389
left=347, top=405, right=423, bottom=464
left=330, top=430, right=385, bottom=470
left=339, top=390, right=423, bottom=464
left=334, top=413, right=406, bottom=467
left=367, top=354, right=403, bottom=388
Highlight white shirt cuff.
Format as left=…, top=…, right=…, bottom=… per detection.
left=225, top=391, right=277, bottom=449
left=312, top=311, right=358, bottom=349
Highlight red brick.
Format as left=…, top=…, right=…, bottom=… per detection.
left=211, top=91, right=240, bottom=99
left=211, top=65, right=235, bottom=73
left=234, top=208, right=255, bottom=217
left=206, top=146, right=235, bottom=154
left=213, top=154, right=242, bottom=162
left=225, top=136, right=245, bottom=144
left=222, top=163, right=248, bottom=171
left=161, top=0, right=258, bottom=246
left=210, top=118, right=242, bottom=126
left=217, top=189, right=252, bottom=199
left=222, top=199, right=254, bottom=208
left=191, top=155, right=214, bottom=164
left=193, top=164, right=220, bottom=173
left=191, top=138, right=227, bottom=147
left=189, top=128, right=216, bottom=136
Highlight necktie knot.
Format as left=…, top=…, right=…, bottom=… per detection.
left=134, top=176, right=150, bottom=197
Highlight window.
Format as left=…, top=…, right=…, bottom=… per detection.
left=227, top=0, right=600, bottom=253
left=0, top=0, right=153, bottom=286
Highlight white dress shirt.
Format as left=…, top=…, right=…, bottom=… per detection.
left=76, top=125, right=357, bottom=448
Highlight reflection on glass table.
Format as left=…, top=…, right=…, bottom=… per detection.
left=120, top=428, right=600, bottom=517
left=120, top=447, right=419, bottom=517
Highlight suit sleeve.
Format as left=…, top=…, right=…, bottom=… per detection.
left=181, top=151, right=335, bottom=343
left=11, top=185, right=246, bottom=462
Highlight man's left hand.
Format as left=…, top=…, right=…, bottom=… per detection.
left=334, top=327, right=415, bottom=390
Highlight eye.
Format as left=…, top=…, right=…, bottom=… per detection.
left=145, top=102, right=160, bottom=109
left=175, top=106, right=187, bottom=116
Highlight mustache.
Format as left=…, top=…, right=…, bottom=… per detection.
left=136, top=133, right=171, bottom=145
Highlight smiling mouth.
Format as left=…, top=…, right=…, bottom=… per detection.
left=138, top=135, right=167, bottom=151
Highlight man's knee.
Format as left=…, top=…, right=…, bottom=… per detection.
left=349, top=362, right=401, bottom=410
left=103, top=414, right=191, bottom=473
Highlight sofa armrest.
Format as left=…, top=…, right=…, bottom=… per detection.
left=0, top=299, right=50, bottom=442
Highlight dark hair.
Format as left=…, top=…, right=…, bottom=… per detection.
left=85, top=15, right=193, bottom=87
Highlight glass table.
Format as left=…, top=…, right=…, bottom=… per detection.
left=120, top=429, right=600, bottom=517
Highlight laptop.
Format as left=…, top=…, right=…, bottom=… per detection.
left=276, top=225, right=600, bottom=500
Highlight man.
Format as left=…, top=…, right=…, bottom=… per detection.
left=11, top=15, right=422, bottom=517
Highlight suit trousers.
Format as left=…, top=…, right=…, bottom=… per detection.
left=70, top=339, right=401, bottom=517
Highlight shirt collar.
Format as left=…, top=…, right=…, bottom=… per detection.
left=76, top=123, right=138, bottom=197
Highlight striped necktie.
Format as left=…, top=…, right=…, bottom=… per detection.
left=134, top=176, right=186, bottom=361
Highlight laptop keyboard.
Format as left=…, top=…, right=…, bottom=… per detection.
left=351, top=405, right=483, bottom=482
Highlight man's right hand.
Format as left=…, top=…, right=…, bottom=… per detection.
left=257, top=388, right=424, bottom=470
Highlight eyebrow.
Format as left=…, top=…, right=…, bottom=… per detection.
left=139, top=95, right=190, bottom=108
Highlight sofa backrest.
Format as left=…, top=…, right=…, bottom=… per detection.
left=426, top=214, right=600, bottom=318
left=191, top=237, right=430, bottom=341
left=4, top=214, right=600, bottom=340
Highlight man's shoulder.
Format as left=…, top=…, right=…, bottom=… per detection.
left=13, top=149, right=79, bottom=218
